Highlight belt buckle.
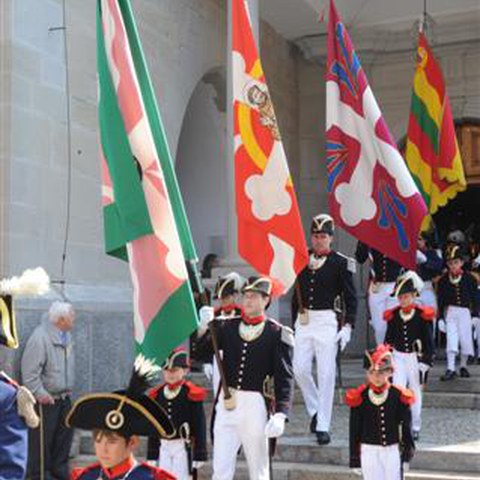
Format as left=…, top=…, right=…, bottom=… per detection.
left=299, top=311, right=309, bottom=325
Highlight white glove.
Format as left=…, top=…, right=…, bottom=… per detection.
left=336, top=324, right=352, bottom=351
left=416, top=250, right=427, bottom=264
left=264, top=412, right=287, bottom=438
left=472, top=317, right=480, bottom=331
left=352, top=469, right=362, bottom=476
left=146, top=460, right=158, bottom=467
left=192, top=461, right=205, bottom=469
left=198, top=306, right=215, bottom=335
left=203, top=363, right=214, bottom=382
left=419, top=362, right=430, bottom=374
left=437, top=318, right=446, bottom=333
left=472, top=254, right=480, bottom=268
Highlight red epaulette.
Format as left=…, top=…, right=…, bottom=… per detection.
left=185, top=381, right=207, bottom=402
left=141, top=462, right=176, bottom=480
left=383, top=307, right=398, bottom=322
left=148, top=384, right=165, bottom=400
left=70, top=463, right=100, bottom=480
left=393, top=385, right=415, bottom=406
left=417, top=305, right=435, bottom=321
left=344, top=384, right=367, bottom=407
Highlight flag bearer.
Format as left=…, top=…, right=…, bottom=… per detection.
left=355, top=241, right=403, bottom=344
left=203, top=272, right=245, bottom=392
left=195, top=276, right=294, bottom=480
left=292, top=214, right=357, bottom=445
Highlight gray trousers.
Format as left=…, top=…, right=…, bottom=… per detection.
left=27, top=397, right=73, bottom=480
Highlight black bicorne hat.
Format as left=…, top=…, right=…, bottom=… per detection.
left=391, top=271, right=424, bottom=297
left=311, top=214, right=334, bottom=235
left=66, top=355, right=175, bottom=438
left=214, top=272, right=245, bottom=300
left=162, top=347, right=190, bottom=370
left=242, top=276, right=273, bottom=297
left=445, top=244, right=464, bottom=262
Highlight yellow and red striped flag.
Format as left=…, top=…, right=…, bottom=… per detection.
left=405, top=32, right=466, bottom=226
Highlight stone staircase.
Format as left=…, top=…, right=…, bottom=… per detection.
left=71, top=360, right=480, bottom=479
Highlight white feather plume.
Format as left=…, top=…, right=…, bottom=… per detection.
left=223, top=272, right=246, bottom=291
left=398, top=270, right=424, bottom=294
left=134, top=353, right=161, bottom=379
left=0, top=267, right=50, bottom=297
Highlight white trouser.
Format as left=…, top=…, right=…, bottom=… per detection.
left=293, top=310, right=337, bottom=432
left=368, top=282, right=398, bottom=344
left=158, top=439, right=190, bottom=480
left=445, top=306, right=474, bottom=358
left=392, top=351, right=422, bottom=432
left=418, top=281, right=438, bottom=334
left=361, top=444, right=401, bottom=480
left=473, top=315, right=480, bottom=357
left=418, top=281, right=437, bottom=310
left=213, top=390, right=269, bottom=480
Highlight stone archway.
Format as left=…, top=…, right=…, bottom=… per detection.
left=175, top=67, right=227, bottom=265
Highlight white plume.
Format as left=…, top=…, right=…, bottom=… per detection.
left=0, top=267, right=50, bottom=297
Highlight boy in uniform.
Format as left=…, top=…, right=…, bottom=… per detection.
left=147, top=348, right=207, bottom=479
left=437, top=245, right=479, bottom=380
left=67, top=356, right=176, bottom=480
left=346, top=344, right=415, bottom=480
left=384, top=271, right=434, bottom=440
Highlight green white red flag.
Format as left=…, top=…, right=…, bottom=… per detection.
left=97, top=0, right=198, bottom=365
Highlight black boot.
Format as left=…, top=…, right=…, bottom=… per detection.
left=459, top=367, right=470, bottom=378
left=316, top=431, right=331, bottom=445
left=440, top=369, right=456, bottom=381
left=309, top=413, right=317, bottom=434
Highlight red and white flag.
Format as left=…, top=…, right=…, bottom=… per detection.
left=326, top=0, right=427, bottom=269
left=233, top=0, right=308, bottom=293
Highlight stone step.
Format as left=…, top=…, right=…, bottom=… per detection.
left=70, top=456, right=480, bottom=480
left=275, top=437, right=480, bottom=473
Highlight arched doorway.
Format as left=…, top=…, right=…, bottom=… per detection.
left=433, top=119, right=480, bottom=242
left=175, top=68, right=227, bottom=265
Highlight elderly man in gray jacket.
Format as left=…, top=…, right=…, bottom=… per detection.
left=21, top=301, right=75, bottom=480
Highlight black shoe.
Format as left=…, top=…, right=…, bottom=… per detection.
left=309, top=413, right=317, bottom=434
left=477, top=357, right=480, bottom=365
left=413, top=431, right=420, bottom=441
left=440, top=370, right=456, bottom=381
left=460, top=367, right=470, bottom=378
left=316, top=431, right=331, bottom=445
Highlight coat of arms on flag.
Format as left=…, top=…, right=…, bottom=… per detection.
left=326, top=0, right=427, bottom=269
left=233, top=0, right=308, bottom=293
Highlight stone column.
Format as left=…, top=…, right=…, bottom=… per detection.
left=225, top=0, right=259, bottom=265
